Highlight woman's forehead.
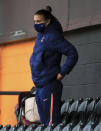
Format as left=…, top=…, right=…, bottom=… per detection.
left=34, top=15, right=44, bottom=21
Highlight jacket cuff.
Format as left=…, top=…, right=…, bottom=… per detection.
left=59, top=71, right=66, bottom=77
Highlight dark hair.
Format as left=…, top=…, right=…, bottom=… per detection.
left=35, top=6, right=58, bottom=23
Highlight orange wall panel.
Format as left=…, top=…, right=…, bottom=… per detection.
left=0, top=39, right=35, bottom=126
left=0, top=95, right=18, bottom=126
left=0, top=47, right=2, bottom=123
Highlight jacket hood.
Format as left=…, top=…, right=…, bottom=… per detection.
left=44, top=21, right=63, bottom=34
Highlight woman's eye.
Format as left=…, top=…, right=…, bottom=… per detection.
left=37, top=20, right=41, bottom=22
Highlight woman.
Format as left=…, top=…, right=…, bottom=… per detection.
left=30, top=6, right=78, bottom=126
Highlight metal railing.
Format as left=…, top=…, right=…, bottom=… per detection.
left=0, top=91, right=29, bottom=95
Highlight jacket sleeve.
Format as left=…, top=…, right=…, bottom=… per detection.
left=56, top=38, right=78, bottom=77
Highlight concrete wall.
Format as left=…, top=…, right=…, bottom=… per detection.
left=1, top=0, right=101, bottom=43
left=62, top=25, right=101, bottom=100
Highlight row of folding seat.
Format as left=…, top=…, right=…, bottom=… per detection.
left=54, top=97, right=101, bottom=131
left=1, top=123, right=101, bottom=131
left=0, top=97, right=101, bottom=130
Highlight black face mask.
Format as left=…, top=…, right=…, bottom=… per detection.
left=34, top=23, right=46, bottom=32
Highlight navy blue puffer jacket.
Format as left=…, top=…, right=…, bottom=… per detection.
left=30, top=21, right=78, bottom=88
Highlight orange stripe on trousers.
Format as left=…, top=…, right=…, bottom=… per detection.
left=49, top=93, right=53, bottom=125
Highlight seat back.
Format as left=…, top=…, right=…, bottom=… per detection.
left=68, top=100, right=80, bottom=125
left=25, top=124, right=37, bottom=131
left=77, top=100, right=88, bottom=124
left=61, top=99, right=74, bottom=124
left=92, top=100, right=101, bottom=125
left=93, top=123, right=101, bottom=131
left=62, top=124, right=72, bottom=131
left=0, top=125, right=11, bottom=131
left=82, top=123, right=93, bottom=131
left=72, top=123, right=81, bottom=131
left=34, top=124, right=46, bottom=131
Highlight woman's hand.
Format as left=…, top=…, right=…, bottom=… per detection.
left=56, top=73, right=64, bottom=80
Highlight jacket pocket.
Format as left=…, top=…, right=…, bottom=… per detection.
left=31, top=51, right=45, bottom=71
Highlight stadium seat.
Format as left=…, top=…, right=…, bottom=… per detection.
left=86, top=97, right=100, bottom=124
left=62, top=123, right=72, bottom=131
left=95, top=97, right=100, bottom=103
left=77, top=99, right=89, bottom=125
left=91, top=100, right=101, bottom=126
left=0, top=125, right=3, bottom=130
left=93, top=123, right=101, bottom=131
left=61, top=99, right=74, bottom=124
left=34, top=124, right=46, bottom=131
left=67, top=100, right=81, bottom=126
left=53, top=123, right=66, bottom=131
left=1, top=97, right=101, bottom=130
left=86, top=100, right=96, bottom=122
left=94, top=100, right=101, bottom=114
left=44, top=124, right=56, bottom=131
left=17, top=125, right=27, bottom=131
left=82, top=123, right=93, bottom=131
left=72, top=123, right=82, bottom=131
left=61, top=99, right=74, bottom=116
left=25, top=124, right=37, bottom=131
left=0, top=124, right=11, bottom=131
left=9, top=125, right=19, bottom=131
